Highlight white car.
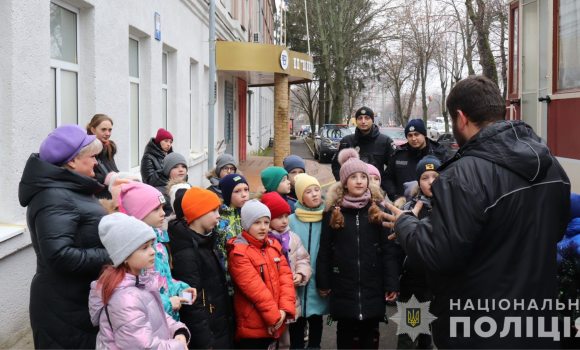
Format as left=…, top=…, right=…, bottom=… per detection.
left=428, top=122, right=446, bottom=140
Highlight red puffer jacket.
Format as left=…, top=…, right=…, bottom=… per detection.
left=227, top=231, right=296, bottom=341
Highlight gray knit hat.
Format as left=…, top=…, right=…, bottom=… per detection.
left=216, top=153, right=237, bottom=174
left=98, top=213, right=157, bottom=267
left=241, top=199, right=271, bottom=232
left=163, top=152, right=188, bottom=177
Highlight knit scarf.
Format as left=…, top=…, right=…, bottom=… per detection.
left=268, top=229, right=291, bottom=269
left=294, top=201, right=325, bottom=222
left=341, top=189, right=372, bottom=209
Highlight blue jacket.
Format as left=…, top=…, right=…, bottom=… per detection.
left=289, top=201, right=329, bottom=317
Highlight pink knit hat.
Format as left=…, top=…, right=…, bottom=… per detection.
left=366, top=164, right=381, bottom=182
left=338, top=148, right=369, bottom=187
left=118, top=182, right=166, bottom=220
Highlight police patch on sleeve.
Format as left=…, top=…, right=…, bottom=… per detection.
left=391, top=142, right=397, bottom=150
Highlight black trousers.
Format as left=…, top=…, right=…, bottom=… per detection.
left=238, top=337, right=275, bottom=349
left=289, top=314, right=324, bottom=349
left=336, top=319, right=379, bottom=349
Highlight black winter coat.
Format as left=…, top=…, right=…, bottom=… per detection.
left=331, top=124, right=395, bottom=191
left=395, top=120, right=571, bottom=349
left=141, top=138, right=173, bottom=215
left=168, top=220, right=234, bottom=350
left=317, top=185, right=401, bottom=321
left=399, top=192, right=432, bottom=302
left=18, top=154, right=110, bottom=349
left=93, top=144, right=119, bottom=200
left=383, top=138, right=449, bottom=201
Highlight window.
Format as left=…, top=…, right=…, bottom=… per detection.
left=557, top=0, right=580, bottom=91
left=162, top=52, right=168, bottom=129
left=129, top=37, right=140, bottom=168
left=50, top=1, right=79, bottom=128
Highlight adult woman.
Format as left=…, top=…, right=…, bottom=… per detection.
left=86, top=114, right=119, bottom=199
left=18, top=124, right=111, bottom=349
left=205, top=153, right=239, bottom=200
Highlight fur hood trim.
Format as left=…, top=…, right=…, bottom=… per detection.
left=205, top=167, right=243, bottom=181
left=166, top=178, right=189, bottom=196
left=324, top=182, right=386, bottom=212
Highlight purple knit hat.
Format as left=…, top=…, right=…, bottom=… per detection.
left=338, top=148, right=369, bottom=186
left=39, top=124, right=96, bottom=165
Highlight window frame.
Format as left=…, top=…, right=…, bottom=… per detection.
left=552, top=0, right=580, bottom=94
left=162, top=51, right=168, bottom=130
left=50, top=0, right=81, bottom=127
left=129, top=35, right=141, bottom=171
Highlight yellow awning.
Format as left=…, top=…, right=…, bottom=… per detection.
left=216, top=41, right=313, bottom=87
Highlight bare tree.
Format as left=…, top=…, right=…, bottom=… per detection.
left=465, top=0, right=499, bottom=86
left=291, top=82, right=319, bottom=140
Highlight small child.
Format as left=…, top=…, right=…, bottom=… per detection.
left=100, top=172, right=141, bottom=214
left=367, top=163, right=387, bottom=207
left=118, top=182, right=196, bottom=320
left=168, top=187, right=235, bottom=349
left=159, top=152, right=189, bottom=215
left=283, top=155, right=306, bottom=201
left=262, top=192, right=312, bottom=350
left=287, top=174, right=329, bottom=349
left=396, top=155, right=440, bottom=350
left=227, top=200, right=296, bottom=349
left=317, top=149, right=401, bottom=349
left=260, top=167, right=297, bottom=213
left=89, top=213, right=190, bottom=349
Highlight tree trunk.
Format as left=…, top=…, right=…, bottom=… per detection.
left=466, top=0, right=499, bottom=86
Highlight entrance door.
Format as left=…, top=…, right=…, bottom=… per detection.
left=238, top=79, right=247, bottom=162
left=224, top=81, right=234, bottom=156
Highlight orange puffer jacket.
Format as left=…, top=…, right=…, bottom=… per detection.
left=227, top=231, right=296, bottom=341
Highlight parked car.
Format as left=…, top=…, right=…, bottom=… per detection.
left=428, top=122, right=446, bottom=140
left=437, top=132, right=459, bottom=157
left=314, top=124, right=352, bottom=163
left=380, top=127, right=407, bottom=146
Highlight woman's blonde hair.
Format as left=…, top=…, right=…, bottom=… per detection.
left=86, top=114, right=116, bottom=160
left=76, top=138, right=103, bottom=159
left=329, top=186, right=383, bottom=229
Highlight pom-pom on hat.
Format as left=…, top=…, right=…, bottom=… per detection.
left=338, top=148, right=369, bottom=187
left=262, top=192, right=291, bottom=220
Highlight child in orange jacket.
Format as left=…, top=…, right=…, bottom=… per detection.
left=227, top=200, right=296, bottom=349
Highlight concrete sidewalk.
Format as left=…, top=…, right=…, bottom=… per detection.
left=238, top=140, right=335, bottom=194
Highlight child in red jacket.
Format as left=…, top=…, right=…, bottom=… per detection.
left=227, top=200, right=296, bottom=349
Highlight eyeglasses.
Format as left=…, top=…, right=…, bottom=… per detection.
left=222, top=166, right=236, bottom=173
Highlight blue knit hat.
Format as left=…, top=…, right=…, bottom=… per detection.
left=219, top=174, right=249, bottom=207
left=283, top=155, right=306, bottom=173
left=405, top=119, right=427, bottom=137
left=571, top=193, right=580, bottom=220
left=416, top=155, right=441, bottom=180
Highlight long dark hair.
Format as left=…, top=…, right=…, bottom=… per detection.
left=87, top=114, right=117, bottom=160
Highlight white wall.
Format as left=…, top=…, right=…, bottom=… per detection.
left=0, top=0, right=274, bottom=345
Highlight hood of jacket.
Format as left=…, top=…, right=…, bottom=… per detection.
left=144, top=138, right=173, bottom=159
left=168, top=219, right=216, bottom=254
left=440, top=120, right=553, bottom=182
left=324, top=182, right=384, bottom=211
left=19, top=153, right=104, bottom=207
left=354, top=124, right=381, bottom=144
left=89, top=270, right=160, bottom=326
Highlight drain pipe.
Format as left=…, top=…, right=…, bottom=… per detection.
left=258, top=0, right=263, bottom=150
left=208, top=0, right=216, bottom=166
left=247, top=89, right=253, bottom=146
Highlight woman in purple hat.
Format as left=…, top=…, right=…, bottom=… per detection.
left=18, top=124, right=111, bottom=349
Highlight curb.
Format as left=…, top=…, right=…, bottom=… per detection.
left=303, top=138, right=315, bottom=157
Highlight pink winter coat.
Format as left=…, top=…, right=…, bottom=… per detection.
left=89, top=270, right=190, bottom=350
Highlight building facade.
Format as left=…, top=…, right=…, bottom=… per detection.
left=0, top=0, right=278, bottom=346
left=507, top=0, right=580, bottom=193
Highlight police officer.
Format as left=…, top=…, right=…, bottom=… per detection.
left=383, top=119, right=449, bottom=201
left=331, top=106, right=395, bottom=190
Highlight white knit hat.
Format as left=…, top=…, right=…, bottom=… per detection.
left=98, top=213, right=157, bottom=267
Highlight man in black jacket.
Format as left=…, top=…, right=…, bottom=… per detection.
left=331, top=106, right=395, bottom=190
left=383, top=119, right=449, bottom=201
left=384, top=75, right=571, bottom=349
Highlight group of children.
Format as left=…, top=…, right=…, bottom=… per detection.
left=88, top=148, right=444, bottom=350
